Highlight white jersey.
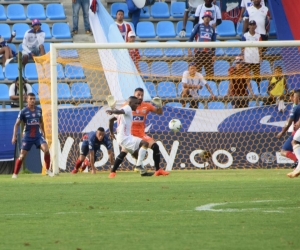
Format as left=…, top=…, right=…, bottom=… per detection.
left=242, top=32, right=262, bottom=64
left=241, top=0, right=265, bottom=8
left=182, top=71, right=206, bottom=97
left=116, top=105, right=133, bottom=140
left=195, top=4, right=222, bottom=26
left=188, top=0, right=204, bottom=9
left=22, top=28, right=45, bottom=54
left=246, top=5, right=270, bottom=35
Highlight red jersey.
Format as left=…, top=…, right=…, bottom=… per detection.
left=129, top=48, right=140, bottom=70
left=131, top=102, right=156, bottom=136
left=115, top=22, right=132, bottom=42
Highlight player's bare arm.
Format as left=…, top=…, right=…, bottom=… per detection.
left=277, top=118, right=293, bottom=139
left=12, top=119, right=21, bottom=144
left=108, top=116, right=117, bottom=140
left=40, top=116, right=46, bottom=137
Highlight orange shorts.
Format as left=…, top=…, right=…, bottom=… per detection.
left=134, top=134, right=154, bottom=143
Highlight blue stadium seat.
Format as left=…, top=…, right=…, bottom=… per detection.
left=151, top=2, right=170, bottom=18
left=171, top=61, right=188, bottom=76
left=58, top=83, right=72, bottom=99
left=237, top=21, right=244, bottom=36
left=208, top=102, right=225, bottom=109
left=224, top=40, right=241, bottom=56
left=171, top=2, right=185, bottom=18
left=156, top=21, right=176, bottom=38
left=71, top=82, right=92, bottom=99
left=166, top=102, right=182, bottom=108
left=4, top=63, right=18, bottom=80
left=7, top=43, right=17, bottom=55
left=217, top=20, right=236, bottom=37
left=31, top=83, right=51, bottom=100
left=249, top=80, right=259, bottom=95
left=198, top=102, right=204, bottom=109
left=7, top=4, right=26, bottom=20
left=58, top=49, right=79, bottom=59
left=24, top=63, right=44, bottom=80
left=27, top=4, right=46, bottom=20
left=139, top=61, right=150, bottom=78
left=260, top=60, right=272, bottom=75
left=43, top=42, right=51, bottom=53
left=219, top=80, right=229, bottom=96
left=44, top=63, right=65, bottom=79
left=12, top=23, right=30, bottom=40
left=198, top=81, right=218, bottom=96
left=157, top=82, right=177, bottom=98
left=177, top=82, right=183, bottom=96
left=214, top=60, right=230, bottom=76
left=46, top=4, right=66, bottom=20
left=52, top=23, right=71, bottom=39
left=136, top=22, right=156, bottom=38
left=260, top=80, right=269, bottom=96
left=110, top=3, right=128, bottom=18
left=144, top=82, right=157, bottom=97
left=144, top=41, right=164, bottom=57
left=249, top=101, right=263, bottom=107
left=0, top=84, right=9, bottom=100
left=164, top=41, right=184, bottom=57
left=150, top=62, right=170, bottom=77
left=273, top=60, right=286, bottom=73
left=59, top=104, right=74, bottom=107
left=176, top=21, right=193, bottom=37
left=78, top=103, right=93, bottom=107
left=0, top=24, right=10, bottom=40
left=41, top=23, right=52, bottom=39
left=215, top=41, right=225, bottom=56
left=65, top=63, right=85, bottom=79
left=264, top=47, right=281, bottom=56
left=269, top=19, right=277, bottom=37
left=0, top=5, right=7, bottom=21
left=140, top=7, right=150, bottom=18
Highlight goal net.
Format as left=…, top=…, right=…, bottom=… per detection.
left=34, top=41, right=300, bottom=174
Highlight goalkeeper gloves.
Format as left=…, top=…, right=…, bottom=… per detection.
left=106, top=95, right=116, bottom=109
left=151, top=97, right=162, bottom=108
left=179, top=29, right=186, bottom=37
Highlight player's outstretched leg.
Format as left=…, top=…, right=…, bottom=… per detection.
left=109, top=151, right=127, bottom=178
left=40, top=143, right=53, bottom=177
left=72, top=155, right=85, bottom=174
left=151, top=143, right=169, bottom=176
left=287, top=138, right=300, bottom=178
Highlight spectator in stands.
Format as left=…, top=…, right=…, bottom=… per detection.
left=179, top=0, right=217, bottom=37
left=243, top=0, right=270, bottom=41
left=0, top=32, right=16, bottom=73
left=72, top=0, right=91, bottom=35
left=9, top=77, right=32, bottom=108
left=181, top=62, right=215, bottom=108
left=188, top=11, right=216, bottom=78
left=127, top=31, right=140, bottom=72
left=228, top=56, right=254, bottom=108
left=242, top=20, right=262, bottom=83
left=22, top=19, right=45, bottom=67
left=193, top=0, right=222, bottom=31
left=265, top=66, right=288, bottom=107
left=115, top=10, right=133, bottom=42
left=238, top=0, right=265, bottom=23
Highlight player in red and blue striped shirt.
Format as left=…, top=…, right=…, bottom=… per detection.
left=11, top=93, right=53, bottom=178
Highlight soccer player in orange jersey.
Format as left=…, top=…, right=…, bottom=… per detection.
left=108, top=88, right=169, bottom=176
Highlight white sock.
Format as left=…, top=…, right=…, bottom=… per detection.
left=136, top=147, right=147, bottom=166
left=293, top=145, right=300, bottom=172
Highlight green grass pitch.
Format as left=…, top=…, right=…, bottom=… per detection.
left=1, top=169, right=300, bottom=250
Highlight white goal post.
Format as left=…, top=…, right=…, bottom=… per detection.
left=49, top=41, right=300, bottom=174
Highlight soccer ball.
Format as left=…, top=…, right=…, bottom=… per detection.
left=169, top=119, right=182, bottom=132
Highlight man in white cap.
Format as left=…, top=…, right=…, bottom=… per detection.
left=22, top=19, right=45, bottom=67
left=127, top=31, right=140, bottom=73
